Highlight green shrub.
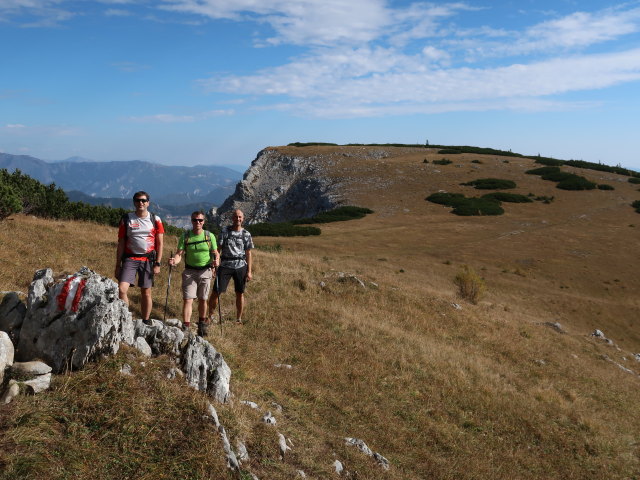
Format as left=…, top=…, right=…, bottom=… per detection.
left=452, top=198, right=504, bottom=216
left=526, top=166, right=561, bottom=175
left=0, top=183, right=22, bottom=220
left=471, top=160, right=482, bottom=164
left=556, top=176, right=597, bottom=191
left=540, top=171, right=575, bottom=182
left=628, top=177, right=640, bottom=184
left=427, top=192, right=504, bottom=216
left=534, top=195, right=555, bottom=204
left=535, top=158, right=565, bottom=166
left=482, top=192, right=533, bottom=203
left=291, top=206, right=373, bottom=224
left=454, top=265, right=485, bottom=304
left=461, top=178, right=516, bottom=190
left=597, top=184, right=614, bottom=190
left=438, top=149, right=462, bottom=154
left=246, top=222, right=321, bottom=237
left=433, top=158, right=452, bottom=165
left=425, top=192, right=467, bottom=206
left=632, top=200, right=640, bottom=213
left=423, top=159, right=429, bottom=163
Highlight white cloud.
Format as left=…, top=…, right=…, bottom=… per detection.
left=104, top=8, right=131, bottom=16
left=202, top=47, right=640, bottom=117
left=160, top=0, right=392, bottom=46
left=127, top=109, right=234, bottom=123
left=6, top=124, right=26, bottom=128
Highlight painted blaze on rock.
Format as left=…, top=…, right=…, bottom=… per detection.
left=16, top=267, right=135, bottom=373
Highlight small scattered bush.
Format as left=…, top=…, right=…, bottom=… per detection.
left=0, top=183, right=22, bottom=220
left=425, top=192, right=466, bottom=206
left=482, top=192, right=533, bottom=203
left=471, top=159, right=482, bottom=164
left=433, top=158, right=452, bottom=165
left=534, top=195, right=555, bottom=204
left=427, top=192, right=504, bottom=216
left=556, top=176, right=597, bottom=191
left=452, top=198, right=504, bottom=216
left=535, top=158, right=565, bottom=166
left=597, top=184, right=614, bottom=190
left=526, top=166, right=561, bottom=175
left=540, top=171, right=575, bottom=182
left=461, top=178, right=516, bottom=190
left=423, top=159, right=429, bottom=163
left=454, top=265, right=485, bottom=304
left=628, top=177, right=640, bottom=184
left=291, top=206, right=373, bottom=224
left=246, top=222, right=321, bottom=237
left=632, top=200, right=640, bottom=213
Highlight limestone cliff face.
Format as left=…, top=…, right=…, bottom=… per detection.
left=210, top=148, right=343, bottom=225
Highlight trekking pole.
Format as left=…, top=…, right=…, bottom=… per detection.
left=214, top=266, right=223, bottom=337
left=163, top=250, right=173, bottom=323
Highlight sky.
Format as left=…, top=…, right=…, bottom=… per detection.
left=1, top=0, right=640, bottom=171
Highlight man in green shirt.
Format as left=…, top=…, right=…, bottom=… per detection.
left=168, top=211, right=219, bottom=336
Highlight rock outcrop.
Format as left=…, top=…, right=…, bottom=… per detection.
left=16, top=267, right=134, bottom=373
left=0, top=267, right=232, bottom=405
left=210, top=148, right=343, bottom=225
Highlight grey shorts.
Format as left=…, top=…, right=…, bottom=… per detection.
left=119, top=259, right=153, bottom=288
left=182, top=267, right=213, bottom=300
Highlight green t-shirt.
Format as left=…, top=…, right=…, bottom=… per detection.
left=178, top=230, right=218, bottom=268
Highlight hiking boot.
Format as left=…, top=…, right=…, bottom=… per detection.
left=142, top=319, right=153, bottom=326
left=181, top=322, right=191, bottom=332
left=197, top=321, right=210, bottom=337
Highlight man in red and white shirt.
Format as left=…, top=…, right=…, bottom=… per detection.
left=115, top=191, right=164, bottom=324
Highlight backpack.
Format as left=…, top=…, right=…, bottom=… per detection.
left=182, top=229, right=216, bottom=269
left=183, top=229, right=214, bottom=253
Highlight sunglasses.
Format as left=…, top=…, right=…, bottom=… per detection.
left=191, top=218, right=205, bottom=223
left=134, top=198, right=148, bottom=203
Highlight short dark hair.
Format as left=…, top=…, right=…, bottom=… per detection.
left=133, top=191, right=149, bottom=201
left=191, top=210, right=205, bottom=219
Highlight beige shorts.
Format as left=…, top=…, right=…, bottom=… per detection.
left=182, top=267, right=213, bottom=300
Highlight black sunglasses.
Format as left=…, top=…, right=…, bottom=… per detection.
left=191, top=218, right=205, bottom=222
left=134, top=198, right=148, bottom=203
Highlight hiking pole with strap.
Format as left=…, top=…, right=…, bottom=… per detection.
left=214, top=266, right=223, bottom=337
left=163, top=250, right=173, bottom=323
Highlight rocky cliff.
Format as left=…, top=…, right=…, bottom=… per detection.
left=210, top=148, right=344, bottom=225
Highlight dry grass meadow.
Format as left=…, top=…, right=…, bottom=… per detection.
left=1, top=146, right=639, bottom=479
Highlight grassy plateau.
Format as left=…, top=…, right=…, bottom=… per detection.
left=1, top=145, right=639, bottom=479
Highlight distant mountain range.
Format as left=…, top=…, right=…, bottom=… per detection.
left=0, top=153, right=243, bottom=216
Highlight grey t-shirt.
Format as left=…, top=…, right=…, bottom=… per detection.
left=218, top=227, right=254, bottom=269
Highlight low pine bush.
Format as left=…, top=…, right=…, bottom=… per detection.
left=427, top=192, right=504, bottom=216
left=291, top=206, right=373, bottom=224
left=246, top=222, right=321, bottom=237
left=556, top=176, right=597, bottom=191
left=632, top=200, right=640, bottom=213
left=454, top=265, right=485, bottom=304
left=425, top=192, right=467, bottom=206
left=526, top=166, right=561, bottom=176
left=597, top=184, right=614, bottom=190
left=433, top=158, right=452, bottom=165
left=452, top=198, right=504, bottom=216
left=461, top=178, right=516, bottom=190
left=0, top=183, right=22, bottom=220
left=438, top=149, right=462, bottom=154
left=482, top=192, right=533, bottom=203
left=628, top=177, right=640, bottom=184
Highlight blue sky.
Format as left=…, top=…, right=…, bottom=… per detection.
left=1, top=0, right=640, bottom=170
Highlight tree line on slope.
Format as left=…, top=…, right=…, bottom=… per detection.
left=0, top=169, right=183, bottom=235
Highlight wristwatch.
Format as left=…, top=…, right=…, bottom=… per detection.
left=154, top=261, right=161, bottom=267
